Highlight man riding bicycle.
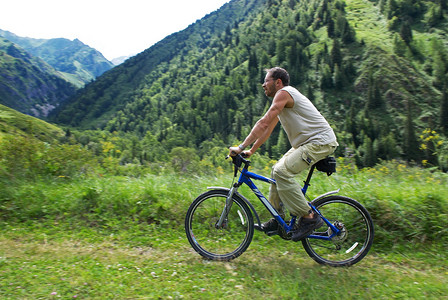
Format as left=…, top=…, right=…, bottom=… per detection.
left=229, top=67, right=338, bottom=241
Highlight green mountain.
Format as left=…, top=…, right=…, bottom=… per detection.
left=0, top=37, right=77, bottom=117
left=0, top=29, right=114, bottom=87
left=51, top=0, right=448, bottom=169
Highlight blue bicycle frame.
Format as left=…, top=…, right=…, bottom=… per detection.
left=235, top=167, right=341, bottom=240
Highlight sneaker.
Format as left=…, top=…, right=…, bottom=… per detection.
left=261, top=218, right=279, bottom=232
left=291, top=213, right=324, bottom=242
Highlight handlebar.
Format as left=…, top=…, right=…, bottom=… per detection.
left=226, top=153, right=251, bottom=176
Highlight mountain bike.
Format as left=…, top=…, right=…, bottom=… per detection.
left=185, top=154, right=374, bottom=267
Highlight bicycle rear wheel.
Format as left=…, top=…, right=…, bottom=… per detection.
left=302, top=195, right=374, bottom=267
left=185, top=189, right=254, bottom=261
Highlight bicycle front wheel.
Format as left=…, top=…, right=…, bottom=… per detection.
left=185, top=189, right=254, bottom=261
left=302, top=195, right=374, bottom=267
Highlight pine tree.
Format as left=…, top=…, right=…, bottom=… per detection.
left=441, top=85, right=448, bottom=135
left=341, top=19, right=356, bottom=44
left=375, top=131, right=399, bottom=160
left=404, top=101, right=421, bottom=161
left=387, top=0, right=399, bottom=19
left=366, top=72, right=383, bottom=110
left=426, top=4, right=444, bottom=27
left=327, top=18, right=335, bottom=38
left=345, top=103, right=359, bottom=147
left=400, top=21, right=413, bottom=45
left=306, top=84, right=314, bottom=101
left=248, top=50, right=259, bottom=93
left=248, top=50, right=258, bottom=76
left=288, top=0, right=297, bottom=9
left=276, top=130, right=288, bottom=156
left=379, top=0, right=387, bottom=12
left=276, top=39, right=287, bottom=65
left=334, top=64, right=345, bottom=90
left=271, top=130, right=288, bottom=158
left=320, top=64, right=334, bottom=89
left=362, top=136, right=376, bottom=167
left=330, top=39, right=342, bottom=71
left=393, top=33, right=407, bottom=57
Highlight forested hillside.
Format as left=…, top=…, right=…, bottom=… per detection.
left=0, top=37, right=77, bottom=117
left=51, top=0, right=448, bottom=170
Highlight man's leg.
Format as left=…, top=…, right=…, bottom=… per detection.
left=272, top=142, right=337, bottom=240
left=271, top=145, right=313, bottom=217
left=275, top=143, right=337, bottom=215
left=267, top=148, right=295, bottom=217
left=262, top=153, right=289, bottom=232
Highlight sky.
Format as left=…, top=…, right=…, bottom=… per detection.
left=0, top=0, right=230, bottom=60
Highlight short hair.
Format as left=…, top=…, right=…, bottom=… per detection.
left=265, top=67, right=290, bottom=86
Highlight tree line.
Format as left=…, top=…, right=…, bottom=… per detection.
left=50, top=0, right=448, bottom=171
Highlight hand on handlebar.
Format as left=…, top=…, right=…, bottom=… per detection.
left=241, top=149, right=253, bottom=158
left=228, top=146, right=241, bottom=157
left=228, top=146, right=253, bottom=158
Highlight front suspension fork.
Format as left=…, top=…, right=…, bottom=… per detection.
left=216, top=186, right=237, bottom=228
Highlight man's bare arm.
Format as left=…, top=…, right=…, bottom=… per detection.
left=247, top=117, right=278, bottom=155
left=229, top=90, right=292, bottom=155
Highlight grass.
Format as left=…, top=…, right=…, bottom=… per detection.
left=1, top=160, right=447, bottom=298
left=345, top=0, right=394, bottom=50
left=1, top=222, right=447, bottom=299
left=0, top=104, right=64, bottom=143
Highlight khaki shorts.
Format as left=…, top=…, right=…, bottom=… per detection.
left=269, top=141, right=338, bottom=217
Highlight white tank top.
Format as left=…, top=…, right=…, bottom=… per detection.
left=277, top=86, right=337, bottom=148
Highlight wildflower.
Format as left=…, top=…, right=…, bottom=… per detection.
left=51, top=292, right=57, bottom=295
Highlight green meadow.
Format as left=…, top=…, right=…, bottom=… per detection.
left=1, top=159, right=447, bottom=299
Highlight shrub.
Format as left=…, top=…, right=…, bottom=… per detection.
left=0, top=135, right=97, bottom=179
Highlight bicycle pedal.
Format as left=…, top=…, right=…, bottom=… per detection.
left=254, top=224, right=264, bottom=232
left=265, top=230, right=279, bottom=236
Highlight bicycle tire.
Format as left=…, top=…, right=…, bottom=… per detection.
left=185, top=189, right=254, bottom=261
left=301, top=195, right=374, bottom=267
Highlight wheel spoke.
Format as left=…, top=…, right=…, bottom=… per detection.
left=302, top=196, right=374, bottom=267
left=185, top=190, right=254, bottom=261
